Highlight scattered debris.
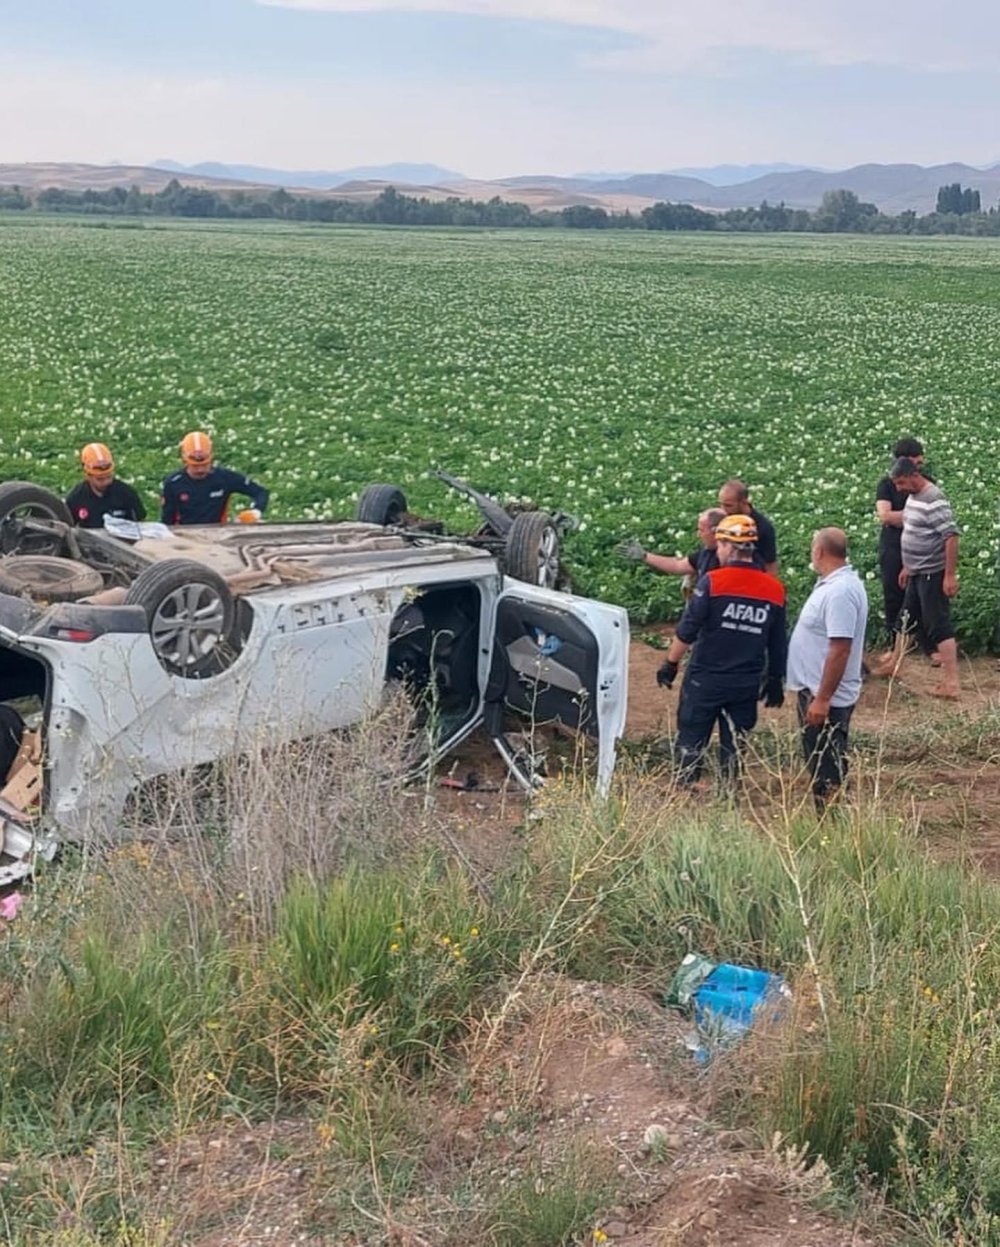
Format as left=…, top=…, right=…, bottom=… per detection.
left=668, top=954, right=790, bottom=1062
left=0, top=892, right=23, bottom=921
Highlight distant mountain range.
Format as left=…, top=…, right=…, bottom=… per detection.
left=162, top=160, right=820, bottom=189
left=3, top=160, right=1000, bottom=215
left=456, top=163, right=1000, bottom=214
left=664, top=163, right=820, bottom=185
left=152, top=160, right=463, bottom=189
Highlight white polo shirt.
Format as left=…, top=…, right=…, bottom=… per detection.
left=786, top=564, right=868, bottom=708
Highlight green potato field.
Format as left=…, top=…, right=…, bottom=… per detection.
left=1, top=217, right=998, bottom=642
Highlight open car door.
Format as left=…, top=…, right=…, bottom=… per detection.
left=483, top=582, right=628, bottom=794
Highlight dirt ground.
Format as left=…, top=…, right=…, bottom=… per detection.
left=624, top=625, right=999, bottom=739
left=137, top=979, right=882, bottom=1247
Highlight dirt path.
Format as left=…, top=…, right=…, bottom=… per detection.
left=626, top=625, right=999, bottom=738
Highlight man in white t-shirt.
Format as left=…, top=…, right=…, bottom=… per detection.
left=787, top=528, right=869, bottom=810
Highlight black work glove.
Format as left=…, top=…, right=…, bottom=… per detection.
left=762, top=677, right=784, bottom=708
left=657, top=659, right=679, bottom=689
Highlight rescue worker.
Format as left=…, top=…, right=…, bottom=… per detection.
left=66, top=443, right=146, bottom=528
left=656, top=513, right=787, bottom=787
left=160, top=431, right=269, bottom=526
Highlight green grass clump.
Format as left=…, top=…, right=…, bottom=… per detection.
left=492, top=1147, right=616, bottom=1246
left=7, top=753, right=1000, bottom=1240
left=529, top=780, right=1000, bottom=1239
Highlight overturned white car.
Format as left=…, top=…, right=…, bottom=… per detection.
left=0, top=482, right=628, bottom=885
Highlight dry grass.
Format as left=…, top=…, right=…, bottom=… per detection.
left=106, top=686, right=440, bottom=936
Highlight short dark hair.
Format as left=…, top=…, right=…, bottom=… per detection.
left=705, top=508, right=725, bottom=528
left=721, top=479, right=750, bottom=501
left=890, top=456, right=922, bottom=480
left=893, top=437, right=924, bottom=459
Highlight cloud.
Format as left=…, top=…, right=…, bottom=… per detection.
left=256, top=0, right=1000, bottom=73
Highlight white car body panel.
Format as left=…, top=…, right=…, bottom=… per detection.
left=0, top=521, right=630, bottom=875
left=491, top=580, right=629, bottom=793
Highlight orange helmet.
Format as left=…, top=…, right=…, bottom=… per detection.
left=180, top=431, right=213, bottom=466
left=80, top=442, right=115, bottom=482
left=715, top=514, right=758, bottom=545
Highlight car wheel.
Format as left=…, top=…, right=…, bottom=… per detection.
left=124, top=559, right=237, bottom=678
left=0, top=483, right=74, bottom=557
left=0, top=482, right=73, bottom=526
left=356, top=483, right=408, bottom=526
left=504, top=511, right=561, bottom=588
left=0, top=555, right=103, bottom=602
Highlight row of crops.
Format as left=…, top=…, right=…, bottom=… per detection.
left=1, top=218, right=998, bottom=643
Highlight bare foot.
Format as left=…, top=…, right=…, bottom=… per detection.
left=868, top=660, right=899, bottom=679
left=931, top=684, right=960, bottom=701
left=930, top=652, right=942, bottom=667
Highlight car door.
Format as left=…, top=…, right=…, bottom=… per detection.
left=482, top=582, right=628, bottom=794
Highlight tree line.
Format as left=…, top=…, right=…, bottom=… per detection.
left=3, top=178, right=1000, bottom=236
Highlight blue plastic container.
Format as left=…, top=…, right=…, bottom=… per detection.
left=693, top=963, right=785, bottom=1040
left=705, top=963, right=776, bottom=995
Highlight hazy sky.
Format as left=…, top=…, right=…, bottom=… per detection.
left=4, top=0, right=1000, bottom=176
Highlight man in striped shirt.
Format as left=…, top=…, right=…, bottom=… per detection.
left=874, top=457, right=960, bottom=698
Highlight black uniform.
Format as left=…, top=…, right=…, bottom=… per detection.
left=748, top=507, right=778, bottom=568
left=65, top=479, right=146, bottom=528
left=875, top=475, right=906, bottom=640
left=687, top=546, right=720, bottom=578
left=674, top=561, right=787, bottom=784
left=160, top=467, right=269, bottom=526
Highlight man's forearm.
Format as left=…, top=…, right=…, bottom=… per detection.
left=944, top=534, right=958, bottom=577
left=876, top=503, right=904, bottom=528
left=815, top=641, right=851, bottom=702
left=666, top=638, right=691, bottom=665
left=644, top=553, right=695, bottom=577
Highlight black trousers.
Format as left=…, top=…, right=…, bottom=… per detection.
left=879, top=544, right=905, bottom=641
left=881, top=544, right=933, bottom=652
left=901, top=569, right=955, bottom=646
left=797, top=689, right=854, bottom=800
left=676, top=677, right=758, bottom=785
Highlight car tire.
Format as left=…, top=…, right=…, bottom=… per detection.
left=0, top=482, right=73, bottom=526
left=356, top=484, right=408, bottom=526
left=124, top=559, right=237, bottom=678
left=504, top=511, right=561, bottom=588
left=0, top=555, right=103, bottom=602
